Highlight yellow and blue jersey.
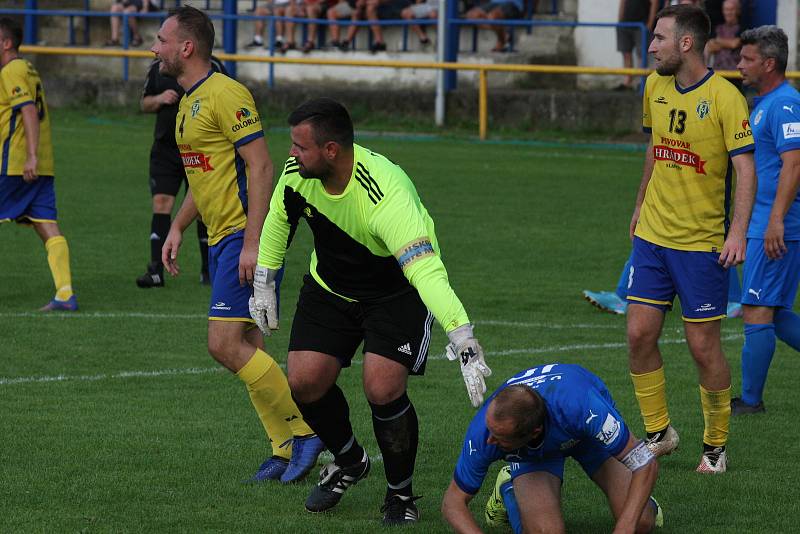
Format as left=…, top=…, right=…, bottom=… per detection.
left=175, top=71, right=264, bottom=245
left=0, top=58, right=54, bottom=177
left=637, top=70, right=754, bottom=252
left=258, top=144, right=470, bottom=333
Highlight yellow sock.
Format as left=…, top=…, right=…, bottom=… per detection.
left=630, top=367, right=670, bottom=433
left=700, top=385, right=730, bottom=447
left=45, top=236, right=74, bottom=301
left=237, top=349, right=312, bottom=459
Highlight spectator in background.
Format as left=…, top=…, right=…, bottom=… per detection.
left=287, top=0, right=329, bottom=53
left=616, top=0, right=659, bottom=91
left=364, top=0, right=412, bottom=52
left=327, top=0, right=365, bottom=51
left=705, top=0, right=742, bottom=83
left=245, top=1, right=291, bottom=50
left=401, top=0, right=438, bottom=47
left=465, top=0, right=524, bottom=53
left=106, top=0, right=158, bottom=47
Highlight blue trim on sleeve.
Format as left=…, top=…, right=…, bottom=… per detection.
left=453, top=472, right=480, bottom=496
left=233, top=130, right=264, bottom=149
left=11, top=100, right=34, bottom=111
left=643, top=126, right=652, bottom=134
left=777, top=143, right=800, bottom=155
left=729, top=144, right=755, bottom=157
left=607, top=425, right=631, bottom=458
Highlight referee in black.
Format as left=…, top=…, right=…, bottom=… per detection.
left=136, top=55, right=227, bottom=288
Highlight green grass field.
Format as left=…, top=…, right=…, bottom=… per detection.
left=3, top=108, right=800, bottom=532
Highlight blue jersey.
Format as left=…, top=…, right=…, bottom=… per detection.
left=452, top=364, right=630, bottom=495
left=748, top=81, right=800, bottom=241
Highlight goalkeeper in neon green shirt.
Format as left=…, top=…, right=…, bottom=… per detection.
left=251, top=98, right=490, bottom=525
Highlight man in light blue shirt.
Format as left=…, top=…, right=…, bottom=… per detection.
left=732, top=25, right=800, bottom=415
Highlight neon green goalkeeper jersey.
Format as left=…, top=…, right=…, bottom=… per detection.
left=258, top=143, right=469, bottom=333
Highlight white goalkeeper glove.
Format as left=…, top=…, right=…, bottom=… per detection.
left=445, top=324, right=492, bottom=408
left=248, top=265, right=279, bottom=336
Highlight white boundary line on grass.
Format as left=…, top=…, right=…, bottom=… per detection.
left=0, top=311, right=741, bottom=335
left=1, top=332, right=744, bottom=387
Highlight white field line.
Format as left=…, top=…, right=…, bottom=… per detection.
left=0, top=311, right=741, bottom=335
left=1, top=331, right=744, bottom=386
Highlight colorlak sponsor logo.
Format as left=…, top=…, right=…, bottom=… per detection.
left=232, top=108, right=261, bottom=132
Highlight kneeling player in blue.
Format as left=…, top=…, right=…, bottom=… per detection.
left=442, top=364, right=662, bottom=533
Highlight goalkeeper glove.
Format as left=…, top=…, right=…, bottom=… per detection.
left=249, top=265, right=279, bottom=336
left=445, top=324, right=491, bottom=408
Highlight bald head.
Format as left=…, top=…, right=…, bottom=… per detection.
left=487, top=385, right=546, bottom=444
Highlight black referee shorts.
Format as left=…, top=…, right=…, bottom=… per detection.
left=149, top=141, right=187, bottom=197
left=289, top=275, right=434, bottom=375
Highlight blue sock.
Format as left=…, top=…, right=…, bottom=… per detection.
left=615, top=254, right=633, bottom=300
left=741, top=323, right=776, bottom=406
left=501, top=479, right=523, bottom=534
left=728, top=267, right=741, bottom=303
left=775, top=308, right=800, bottom=351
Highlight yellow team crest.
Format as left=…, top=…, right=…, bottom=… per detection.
left=191, top=99, right=201, bottom=118
left=696, top=99, right=710, bottom=120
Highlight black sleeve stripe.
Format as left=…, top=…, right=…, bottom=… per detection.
left=355, top=168, right=384, bottom=203
left=357, top=162, right=384, bottom=197
left=354, top=174, right=380, bottom=204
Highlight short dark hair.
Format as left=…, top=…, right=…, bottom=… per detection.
left=741, top=25, right=788, bottom=73
left=489, top=385, right=547, bottom=440
left=168, top=6, right=214, bottom=60
left=287, top=98, right=354, bottom=148
left=0, top=17, right=23, bottom=50
left=657, top=4, right=711, bottom=53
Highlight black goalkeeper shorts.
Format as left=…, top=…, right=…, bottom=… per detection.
left=288, top=275, right=433, bottom=375
left=149, top=141, right=187, bottom=197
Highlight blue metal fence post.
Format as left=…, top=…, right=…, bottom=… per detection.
left=444, top=0, right=458, bottom=91
left=23, top=0, right=38, bottom=44
left=223, top=0, right=238, bottom=78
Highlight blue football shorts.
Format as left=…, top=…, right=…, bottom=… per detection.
left=627, top=236, right=728, bottom=321
left=208, top=230, right=253, bottom=321
left=0, top=175, right=57, bottom=224
left=509, top=438, right=618, bottom=482
left=741, top=239, right=800, bottom=309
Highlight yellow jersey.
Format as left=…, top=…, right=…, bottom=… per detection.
left=175, top=71, right=264, bottom=245
left=636, top=70, right=754, bottom=252
left=0, top=58, right=54, bottom=177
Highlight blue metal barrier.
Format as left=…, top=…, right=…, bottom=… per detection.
left=2, top=4, right=646, bottom=92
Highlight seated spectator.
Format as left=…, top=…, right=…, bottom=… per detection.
left=401, top=0, right=438, bottom=47
left=106, top=0, right=158, bottom=47
left=327, top=0, right=366, bottom=51
left=465, top=0, right=524, bottom=53
left=287, top=0, right=329, bottom=53
left=245, top=1, right=291, bottom=51
left=364, top=0, right=412, bottom=52
left=705, top=0, right=742, bottom=82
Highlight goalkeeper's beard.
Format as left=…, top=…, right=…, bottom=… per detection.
left=298, top=160, right=334, bottom=181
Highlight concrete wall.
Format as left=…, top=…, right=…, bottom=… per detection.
left=39, top=75, right=645, bottom=134
left=574, top=0, right=626, bottom=90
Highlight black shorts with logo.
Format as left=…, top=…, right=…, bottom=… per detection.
left=289, top=275, right=434, bottom=375
left=149, top=141, right=187, bottom=196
